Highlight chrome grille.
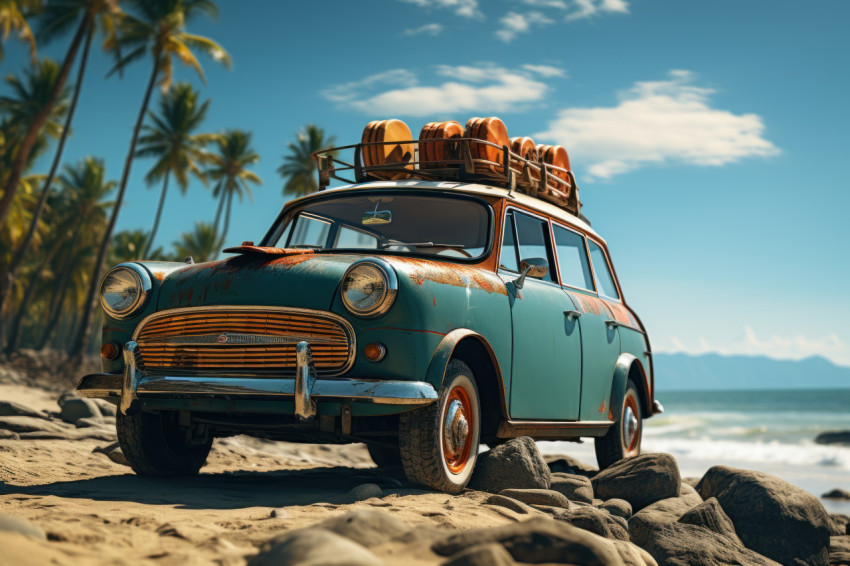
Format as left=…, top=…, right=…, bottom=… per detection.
left=134, top=307, right=355, bottom=377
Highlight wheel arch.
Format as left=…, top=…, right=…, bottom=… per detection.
left=608, top=353, right=652, bottom=422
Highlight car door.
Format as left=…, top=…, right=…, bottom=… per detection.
left=499, top=208, right=582, bottom=420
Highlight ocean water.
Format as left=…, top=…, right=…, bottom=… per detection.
left=537, top=388, right=850, bottom=514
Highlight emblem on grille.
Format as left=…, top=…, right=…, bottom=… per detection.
left=217, top=334, right=229, bottom=343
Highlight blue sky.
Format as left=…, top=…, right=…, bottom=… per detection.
left=3, top=0, right=849, bottom=366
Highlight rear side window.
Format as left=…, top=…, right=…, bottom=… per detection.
left=588, top=240, right=620, bottom=299
left=553, top=225, right=594, bottom=290
left=513, top=210, right=556, bottom=283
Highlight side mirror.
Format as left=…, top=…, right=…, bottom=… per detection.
left=514, top=258, right=548, bottom=289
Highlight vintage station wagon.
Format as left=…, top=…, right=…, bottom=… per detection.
left=78, top=117, right=662, bottom=493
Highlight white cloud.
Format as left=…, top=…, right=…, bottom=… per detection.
left=398, top=0, right=480, bottom=18
left=521, top=64, right=566, bottom=78
left=534, top=70, right=780, bottom=180
left=323, top=63, right=561, bottom=117
left=496, top=11, right=554, bottom=42
left=566, top=0, right=629, bottom=20
left=403, top=23, right=444, bottom=36
left=523, top=0, right=568, bottom=8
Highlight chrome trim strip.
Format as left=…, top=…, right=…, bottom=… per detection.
left=294, top=341, right=318, bottom=420
left=120, top=341, right=142, bottom=415
left=132, top=305, right=357, bottom=377
left=145, top=333, right=340, bottom=346
left=652, top=400, right=664, bottom=414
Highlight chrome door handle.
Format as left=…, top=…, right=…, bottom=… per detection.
left=605, top=319, right=621, bottom=328
left=563, top=310, right=582, bottom=321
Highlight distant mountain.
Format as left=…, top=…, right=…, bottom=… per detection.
left=652, top=352, right=850, bottom=391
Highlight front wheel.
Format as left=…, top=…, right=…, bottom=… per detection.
left=117, top=410, right=212, bottom=477
left=398, top=360, right=480, bottom=493
left=594, top=380, right=643, bottom=469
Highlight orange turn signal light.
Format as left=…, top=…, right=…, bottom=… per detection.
left=100, top=342, right=120, bottom=361
left=364, top=343, right=387, bottom=362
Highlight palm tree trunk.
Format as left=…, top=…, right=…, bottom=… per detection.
left=221, top=188, right=233, bottom=246
left=69, top=56, right=161, bottom=362
left=0, top=25, right=94, bottom=309
left=3, top=251, right=56, bottom=355
left=0, top=15, right=90, bottom=227
left=144, top=171, right=170, bottom=257
left=38, top=273, right=72, bottom=351
left=213, top=188, right=225, bottom=234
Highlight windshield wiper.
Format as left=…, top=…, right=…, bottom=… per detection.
left=379, top=241, right=466, bottom=250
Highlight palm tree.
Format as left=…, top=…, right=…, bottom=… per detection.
left=71, top=0, right=230, bottom=359
left=174, top=221, right=218, bottom=263
left=206, top=129, right=261, bottom=249
left=135, top=82, right=213, bottom=256
left=0, top=0, right=39, bottom=64
left=5, top=0, right=123, bottom=298
left=110, top=229, right=168, bottom=263
left=278, top=124, right=336, bottom=197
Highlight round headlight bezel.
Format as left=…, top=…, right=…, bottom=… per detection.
left=99, top=265, right=152, bottom=320
left=340, top=258, right=398, bottom=319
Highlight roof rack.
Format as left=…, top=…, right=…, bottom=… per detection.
left=312, top=137, right=582, bottom=217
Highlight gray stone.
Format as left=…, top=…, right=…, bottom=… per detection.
left=0, top=416, right=67, bottom=434
left=551, top=473, right=594, bottom=503
left=0, top=401, right=46, bottom=419
left=561, top=505, right=630, bottom=541
left=346, top=483, right=382, bottom=502
left=696, top=465, right=831, bottom=566
left=643, top=523, right=780, bottom=566
left=469, top=437, right=551, bottom=493
left=611, top=540, right=658, bottom=566
left=602, top=499, right=633, bottom=520
left=831, top=535, right=850, bottom=554
left=677, top=497, right=741, bottom=545
left=315, top=510, right=409, bottom=547
left=499, top=488, right=570, bottom=509
left=546, top=453, right=599, bottom=478
left=823, top=489, right=850, bottom=500
left=0, top=515, right=46, bottom=540
left=592, top=453, right=680, bottom=512
left=91, top=399, right=117, bottom=417
left=431, top=517, right=623, bottom=565
left=442, top=543, right=515, bottom=566
left=678, top=482, right=703, bottom=506
left=270, top=508, right=289, bottom=519
left=815, top=430, right=850, bottom=446
left=249, top=528, right=382, bottom=566
left=58, top=397, right=101, bottom=424
left=629, top=495, right=701, bottom=548
left=485, top=494, right=538, bottom=515
left=829, top=514, right=850, bottom=537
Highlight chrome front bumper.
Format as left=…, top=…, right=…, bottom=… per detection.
left=77, top=341, right=438, bottom=419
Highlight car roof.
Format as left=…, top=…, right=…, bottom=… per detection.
left=284, top=180, right=604, bottom=242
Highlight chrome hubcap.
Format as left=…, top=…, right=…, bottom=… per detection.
left=623, top=405, right=638, bottom=448
left=443, top=399, right=470, bottom=457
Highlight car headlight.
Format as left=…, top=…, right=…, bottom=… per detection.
left=341, top=259, right=398, bottom=318
left=100, top=265, right=151, bottom=319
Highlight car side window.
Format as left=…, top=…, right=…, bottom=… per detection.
left=588, top=240, right=620, bottom=299
left=500, top=211, right=520, bottom=272
left=553, top=225, right=594, bottom=290
left=513, top=210, right=556, bottom=283
left=288, top=214, right=331, bottom=248
left=335, top=225, right=379, bottom=249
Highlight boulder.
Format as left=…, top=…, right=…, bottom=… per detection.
left=829, top=514, right=850, bottom=536
left=602, top=499, right=633, bottom=520
left=696, top=466, right=831, bottom=566
left=831, top=536, right=850, bottom=566
left=546, top=454, right=599, bottom=478
left=499, top=488, right=570, bottom=509
left=431, top=517, right=623, bottom=565
left=0, top=401, right=45, bottom=419
left=0, top=416, right=67, bottom=434
left=611, top=540, right=658, bottom=566
left=643, top=523, right=780, bottom=566
left=551, top=473, right=594, bottom=503
left=678, top=483, right=703, bottom=506
left=346, top=483, right=382, bottom=502
left=469, top=437, right=550, bottom=493
left=75, top=416, right=108, bottom=428
left=249, top=529, right=382, bottom=566
left=815, top=431, right=850, bottom=446
left=315, top=510, right=409, bottom=547
left=91, top=399, right=117, bottom=417
left=592, top=453, right=680, bottom=511
left=562, top=504, right=630, bottom=541
left=823, top=489, right=850, bottom=500
left=629, top=495, right=701, bottom=548
left=485, top=494, right=538, bottom=515
left=58, top=397, right=101, bottom=424
left=442, top=543, right=515, bottom=566
left=677, top=497, right=741, bottom=545
left=0, top=515, right=46, bottom=540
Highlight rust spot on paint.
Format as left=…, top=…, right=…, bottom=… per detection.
left=153, top=271, right=166, bottom=282
left=222, top=245, right=316, bottom=256
left=264, top=254, right=315, bottom=269
left=608, top=409, right=614, bottom=420
left=598, top=401, right=606, bottom=415
left=410, top=274, right=425, bottom=286
left=390, top=257, right=507, bottom=295
left=433, top=297, right=437, bottom=307
left=606, top=301, right=638, bottom=329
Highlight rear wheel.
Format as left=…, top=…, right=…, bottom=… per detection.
left=117, top=410, right=212, bottom=477
left=399, top=360, right=480, bottom=493
left=595, top=379, right=642, bottom=469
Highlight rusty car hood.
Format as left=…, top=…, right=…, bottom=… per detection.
left=153, top=251, right=359, bottom=311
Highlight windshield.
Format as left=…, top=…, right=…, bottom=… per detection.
left=269, top=193, right=492, bottom=260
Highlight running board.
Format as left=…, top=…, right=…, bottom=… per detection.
left=497, top=419, right=613, bottom=439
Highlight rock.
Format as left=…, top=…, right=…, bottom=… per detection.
left=469, top=437, right=550, bottom=493
left=91, top=399, right=117, bottom=417
left=815, top=430, right=850, bottom=446
left=0, top=430, right=20, bottom=440
left=442, top=543, right=515, bottom=566
left=431, top=517, right=623, bottom=565
left=611, top=540, right=658, bottom=566
left=0, top=515, right=46, bottom=540
left=499, top=488, right=570, bottom=509
left=629, top=495, right=701, bottom=548
left=346, top=483, right=382, bottom=502
left=678, top=482, right=703, bottom=506
left=829, top=514, right=850, bottom=536
left=270, top=508, right=289, bottom=519
left=643, top=523, right=780, bottom=566
left=58, top=397, right=101, bottom=424
left=562, top=504, right=630, bottom=541
left=546, top=453, right=599, bottom=478
left=75, top=416, right=108, bottom=428
left=592, top=453, right=680, bottom=512
left=823, top=489, right=850, bottom=500
left=315, top=510, right=409, bottom=547
left=485, top=494, right=538, bottom=515
left=0, top=416, right=67, bottom=434
left=832, top=535, right=850, bottom=553
left=696, top=465, right=831, bottom=566
left=551, top=473, right=594, bottom=503
left=682, top=476, right=701, bottom=489
left=677, top=497, right=741, bottom=545
left=602, top=499, right=633, bottom=520
left=249, top=528, right=382, bottom=566
left=0, top=401, right=46, bottom=419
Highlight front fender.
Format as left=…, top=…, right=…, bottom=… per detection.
left=425, top=329, right=503, bottom=390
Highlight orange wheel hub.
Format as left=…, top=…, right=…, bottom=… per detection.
left=442, top=386, right=473, bottom=474
left=623, top=394, right=640, bottom=456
